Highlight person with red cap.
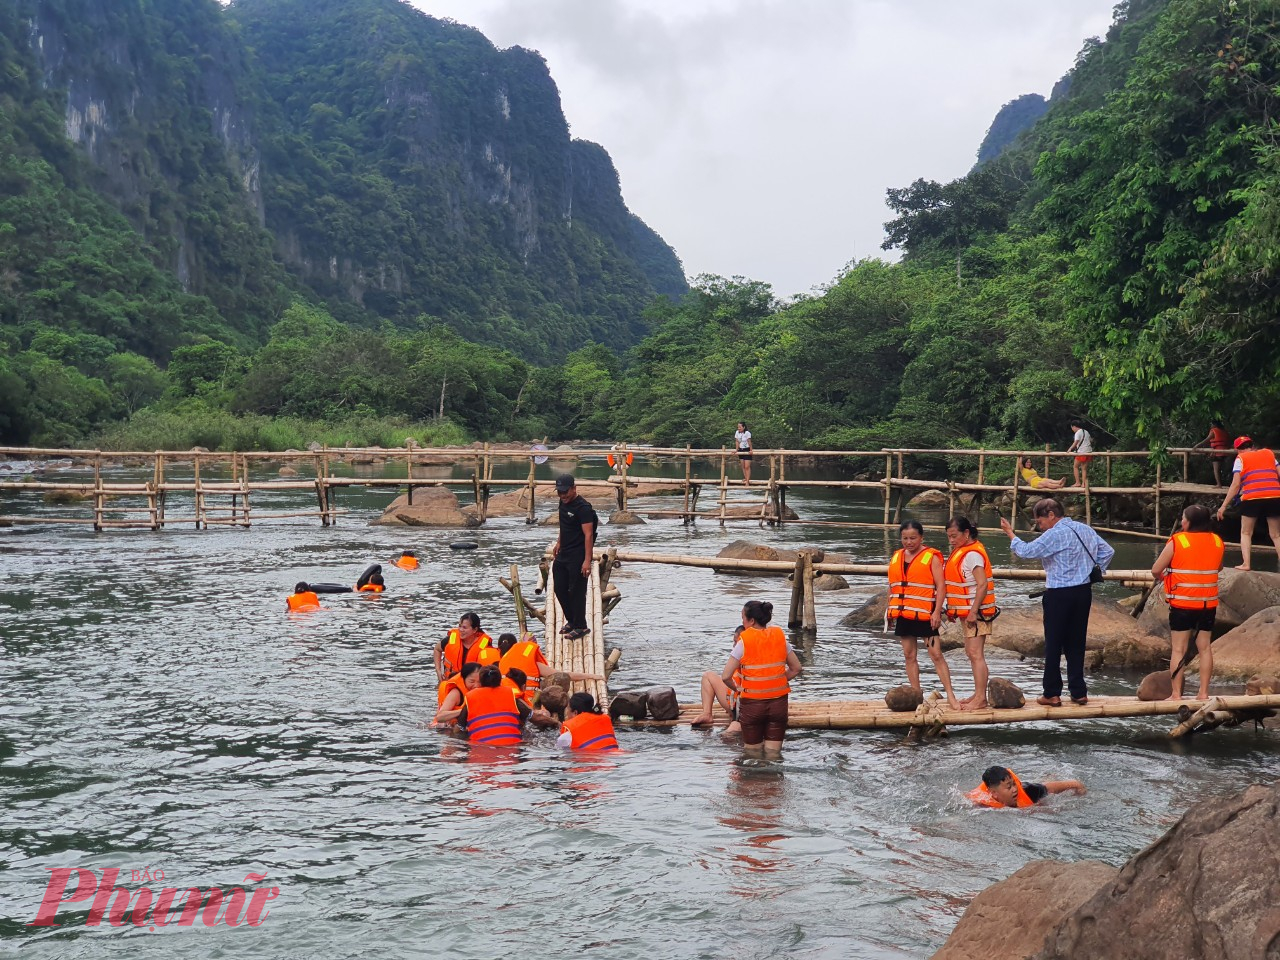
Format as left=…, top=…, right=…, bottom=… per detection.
left=1217, top=436, right=1280, bottom=570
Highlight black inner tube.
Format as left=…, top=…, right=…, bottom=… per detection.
left=450, top=541, right=479, bottom=550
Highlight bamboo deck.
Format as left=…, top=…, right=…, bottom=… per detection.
left=542, top=557, right=609, bottom=707
left=618, top=694, right=1280, bottom=733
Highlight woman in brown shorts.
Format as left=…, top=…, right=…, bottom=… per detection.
left=720, top=600, right=803, bottom=760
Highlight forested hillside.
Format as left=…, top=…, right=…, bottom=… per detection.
left=0, top=0, right=683, bottom=444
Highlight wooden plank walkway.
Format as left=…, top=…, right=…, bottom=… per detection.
left=617, top=694, right=1280, bottom=732
left=543, top=561, right=608, bottom=707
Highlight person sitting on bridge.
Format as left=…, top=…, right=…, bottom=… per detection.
left=1019, top=457, right=1068, bottom=490
left=286, top=582, right=322, bottom=613
left=968, top=765, right=1087, bottom=808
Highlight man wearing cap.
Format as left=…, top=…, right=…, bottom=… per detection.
left=1217, top=436, right=1280, bottom=570
left=552, top=475, right=597, bottom=640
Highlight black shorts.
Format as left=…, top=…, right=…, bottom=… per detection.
left=738, top=695, right=788, bottom=744
left=737, top=452, right=752, bottom=461
left=1169, top=606, right=1216, bottom=634
left=1240, top=497, right=1280, bottom=519
left=893, top=617, right=938, bottom=639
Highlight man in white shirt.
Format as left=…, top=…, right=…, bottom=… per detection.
left=1067, top=421, right=1094, bottom=488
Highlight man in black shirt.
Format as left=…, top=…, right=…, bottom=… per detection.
left=552, top=474, right=597, bottom=640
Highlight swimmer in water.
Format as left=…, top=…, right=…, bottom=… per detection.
left=968, top=765, right=1087, bottom=808
left=286, top=582, right=322, bottom=613
left=393, top=551, right=420, bottom=571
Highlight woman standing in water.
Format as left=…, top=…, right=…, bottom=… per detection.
left=734, top=421, right=753, bottom=485
left=888, top=520, right=960, bottom=710
left=721, top=600, right=802, bottom=761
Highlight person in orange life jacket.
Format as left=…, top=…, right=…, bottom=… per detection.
left=392, top=550, right=419, bottom=571
left=286, top=582, right=322, bottom=613
left=690, top=624, right=745, bottom=734
left=503, top=666, right=530, bottom=704
left=1151, top=504, right=1225, bottom=700
left=456, top=665, right=530, bottom=745
left=557, top=692, right=620, bottom=752
left=498, top=631, right=548, bottom=697
left=721, top=600, right=803, bottom=760
left=434, top=611, right=498, bottom=680
left=969, top=765, right=1087, bottom=808
left=945, top=516, right=996, bottom=712
left=434, top=662, right=483, bottom=725
left=1196, top=420, right=1232, bottom=487
left=357, top=572, right=385, bottom=594
left=1217, top=436, right=1280, bottom=571
left=888, top=520, right=961, bottom=711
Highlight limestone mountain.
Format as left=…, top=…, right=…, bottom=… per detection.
left=1, top=0, right=685, bottom=368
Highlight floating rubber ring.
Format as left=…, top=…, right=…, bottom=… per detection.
left=606, top=452, right=633, bottom=467
left=450, top=541, right=479, bottom=550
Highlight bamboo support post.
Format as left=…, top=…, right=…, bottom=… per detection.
left=92, top=452, right=103, bottom=532
left=604, top=648, right=622, bottom=678
left=1154, top=462, right=1162, bottom=536
left=682, top=444, right=692, bottom=524
left=1009, top=455, right=1020, bottom=529
left=1084, top=456, right=1092, bottom=526
left=882, top=453, right=892, bottom=525
left=193, top=453, right=205, bottom=529
left=510, top=564, right=527, bottom=636
left=1169, top=697, right=1223, bottom=738
left=801, top=552, right=818, bottom=634
left=977, top=451, right=985, bottom=486
left=787, top=555, right=805, bottom=629
left=525, top=455, right=537, bottom=525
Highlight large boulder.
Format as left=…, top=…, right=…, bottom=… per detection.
left=370, top=488, right=477, bottom=528
left=1136, top=671, right=1173, bottom=701
left=931, top=860, right=1118, bottom=960
left=1038, top=781, right=1280, bottom=960
left=1208, top=606, right=1280, bottom=679
left=884, top=685, right=923, bottom=712
left=838, top=590, right=963, bottom=650
left=715, top=540, right=848, bottom=576
left=608, top=510, right=646, bottom=525
left=907, top=490, right=950, bottom=509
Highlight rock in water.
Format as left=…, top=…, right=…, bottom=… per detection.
left=370, top=488, right=474, bottom=527
left=812, top=573, right=850, bottom=591
left=1136, top=671, right=1173, bottom=701
left=608, top=690, right=649, bottom=721
left=645, top=686, right=680, bottom=721
left=1209, top=605, right=1280, bottom=679
left=1246, top=674, right=1280, bottom=696
left=840, top=590, right=888, bottom=627
left=986, top=678, right=1025, bottom=709
left=1039, top=781, right=1280, bottom=959
left=930, top=860, right=1118, bottom=960
left=885, top=685, right=923, bottom=712
left=608, top=510, right=645, bottom=525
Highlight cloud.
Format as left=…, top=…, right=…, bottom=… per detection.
left=414, top=0, right=1118, bottom=295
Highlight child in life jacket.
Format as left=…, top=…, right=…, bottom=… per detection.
left=968, top=765, right=1087, bottom=808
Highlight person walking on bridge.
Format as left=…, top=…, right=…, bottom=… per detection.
left=552, top=474, right=597, bottom=640
left=999, top=500, right=1114, bottom=707
left=1216, top=436, right=1280, bottom=571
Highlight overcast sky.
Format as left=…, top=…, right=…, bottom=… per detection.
left=408, top=1, right=1118, bottom=297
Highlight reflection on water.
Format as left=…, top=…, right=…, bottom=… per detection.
left=1, top=469, right=1275, bottom=958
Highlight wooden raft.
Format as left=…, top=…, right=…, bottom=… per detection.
left=542, top=555, right=610, bottom=707
left=618, top=693, right=1280, bottom=737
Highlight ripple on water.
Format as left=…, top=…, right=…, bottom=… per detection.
left=1, top=478, right=1276, bottom=958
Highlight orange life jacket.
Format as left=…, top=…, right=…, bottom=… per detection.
left=393, top=556, right=419, bottom=570
left=441, top=630, right=498, bottom=675
left=967, top=770, right=1035, bottom=808
left=1209, top=426, right=1229, bottom=449
left=501, top=676, right=527, bottom=703
left=1239, top=448, right=1280, bottom=500
left=499, top=640, right=547, bottom=693
left=944, top=542, right=997, bottom=620
left=464, top=686, right=522, bottom=745
left=560, top=712, right=620, bottom=751
left=888, top=548, right=941, bottom=621
left=437, top=674, right=468, bottom=708
left=357, top=583, right=384, bottom=593
left=737, top=625, right=791, bottom=700
left=1165, top=532, right=1224, bottom=610
left=287, top=591, right=321, bottom=612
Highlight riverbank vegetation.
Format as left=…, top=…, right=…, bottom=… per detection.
left=4, top=0, right=1278, bottom=459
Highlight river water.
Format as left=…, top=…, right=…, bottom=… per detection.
left=1, top=460, right=1275, bottom=958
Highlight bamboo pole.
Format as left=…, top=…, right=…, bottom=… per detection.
left=682, top=444, right=692, bottom=524
left=787, top=555, right=805, bottom=628
left=1009, top=455, right=1020, bottom=529
left=1154, top=462, right=1162, bottom=536
left=883, top=453, right=892, bottom=524
left=801, top=552, right=817, bottom=634
left=1169, top=696, right=1224, bottom=738
left=92, top=452, right=103, bottom=532
left=511, top=564, right=527, bottom=635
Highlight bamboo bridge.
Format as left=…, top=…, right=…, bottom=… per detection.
left=0, top=442, right=1239, bottom=544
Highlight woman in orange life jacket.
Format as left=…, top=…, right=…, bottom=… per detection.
left=357, top=572, right=385, bottom=594
left=434, top=612, right=499, bottom=680
left=1151, top=504, right=1225, bottom=700
left=434, top=662, right=483, bottom=726
left=968, top=765, right=1087, bottom=808
left=690, top=625, right=745, bottom=734
left=1197, top=420, right=1232, bottom=487
left=888, top=520, right=960, bottom=710
left=286, top=582, right=322, bottom=613
left=558, top=692, right=620, bottom=752
left=392, top=550, right=420, bottom=571
left=457, top=665, right=530, bottom=746
left=498, top=631, right=548, bottom=699
left=945, top=517, right=997, bottom=712
left=1217, top=436, right=1280, bottom=571
left=721, top=600, right=803, bottom=761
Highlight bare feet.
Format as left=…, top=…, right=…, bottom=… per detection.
left=690, top=715, right=714, bottom=728
left=1164, top=694, right=1184, bottom=702
left=960, top=699, right=989, bottom=712
left=946, top=696, right=962, bottom=711
left=1235, top=564, right=1252, bottom=571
